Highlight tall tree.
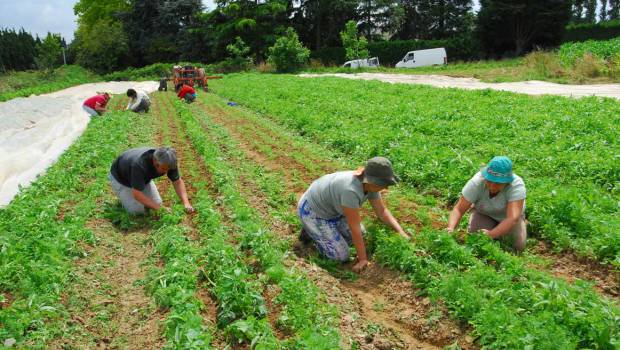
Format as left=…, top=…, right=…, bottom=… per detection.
left=73, top=0, right=130, bottom=70
left=357, top=0, right=404, bottom=40
left=609, top=0, right=620, bottom=19
left=0, top=28, right=37, bottom=71
left=340, top=20, right=369, bottom=60
left=74, top=0, right=129, bottom=29
left=291, top=0, right=358, bottom=50
left=478, top=0, right=571, bottom=57
left=393, top=0, right=474, bottom=40
left=75, top=19, right=129, bottom=73
left=205, top=0, right=291, bottom=62
left=584, top=0, right=598, bottom=22
left=120, top=0, right=204, bottom=65
left=35, top=33, right=62, bottom=73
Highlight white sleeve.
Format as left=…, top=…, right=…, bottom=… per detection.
left=127, top=94, right=142, bottom=110
left=461, top=174, right=481, bottom=203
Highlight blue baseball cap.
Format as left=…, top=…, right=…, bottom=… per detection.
left=482, top=156, right=515, bottom=184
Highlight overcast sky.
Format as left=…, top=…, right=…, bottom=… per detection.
left=0, top=0, right=216, bottom=42
left=1, top=0, right=483, bottom=43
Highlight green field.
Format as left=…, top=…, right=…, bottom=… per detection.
left=0, top=74, right=618, bottom=349
left=210, top=73, right=620, bottom=265
left=0, top=65, right=100, bottom=101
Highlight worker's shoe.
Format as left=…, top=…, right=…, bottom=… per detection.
left=299, top=228, right=312, bottom=244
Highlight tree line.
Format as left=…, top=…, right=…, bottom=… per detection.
left=0, top=29, right=67, bottom=73
left=2, top=0, right=619, bottom=73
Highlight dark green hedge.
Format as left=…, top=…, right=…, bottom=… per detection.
left=563, top=20, right=620, bottom=42
left=311, top=35, right=481, bottom=66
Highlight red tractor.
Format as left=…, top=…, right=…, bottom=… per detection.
left=172, top=65, right=221, bottom=92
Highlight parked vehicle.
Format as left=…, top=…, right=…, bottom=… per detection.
left=342, top=57, right=380, bottom=69
left=395, top=48, right=447, bottom=68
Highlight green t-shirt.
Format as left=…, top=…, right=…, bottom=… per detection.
left=462, top=172, right=526, bottom=222
left=306, top=171, right=380, bottom=219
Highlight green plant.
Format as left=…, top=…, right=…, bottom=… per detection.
left=340, top=20, right=369, bottom=61
left=173, top=97, right=340, bottom=348
left=210, top=73, right=620, bottom=264
left=223, top=37, right=253, bottom=72
left=0, top=65, right=100, bottom=102
left=34, top=33, right=62, bottom=74
left=0, top=110, right=151, bottom=346
left=523, top=51, right=564, bottom=78
left=267, top=28, right=310, bottom=73
left=558, top=37, right=620, bottom=66
left=571, top=52, right=607, bottom=79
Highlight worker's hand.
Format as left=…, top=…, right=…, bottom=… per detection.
left=480, top=229, right=491, bottom=236
left=157, top=206, right=172, bottom=214
left=184, top=204, right=195, bottom=214
left=352, top=259, right=369, bottom=273
left=446, top=227, right=454, bottom=233
left=398, top=230, right=411, bottom=240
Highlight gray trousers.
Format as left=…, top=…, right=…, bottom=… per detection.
left=108, top=172, right=162, bottom=215
left=130, top=99, right=151, bottom=113
left=468, top=209, right=527, bottom=252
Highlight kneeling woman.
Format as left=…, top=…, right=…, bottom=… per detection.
left=447, top=156, right=527, bottom=252
left=297, top=157, right=410, bottom=272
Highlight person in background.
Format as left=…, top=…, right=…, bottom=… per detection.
left=125, top=88, right=151, bottom=113
left=158, top=78, right=168, bottom=91
left=82, top=92, right=111, bottom=117
left=446, top=156, right=527, bottom=252
left=108, top=146, right=195, bottom=215
left=297, top=157, right=410, bottom=273
left=176, top=84, right=196, bottom=103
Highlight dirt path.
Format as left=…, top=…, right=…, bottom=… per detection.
left=299, top=73, right=620, bottom=100
left=190, top=99, right=473, bottom=349
left=196, top=96, right=619, bottom=301
left=49, top=97, right=166, bottom=350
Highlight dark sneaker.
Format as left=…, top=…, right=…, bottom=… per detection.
left=299, top=229, right=312, bottom=243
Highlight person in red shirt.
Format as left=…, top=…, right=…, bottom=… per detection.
left=176, top=84, right=197, bottom=103
left=83, top=92, right=111, bottom=117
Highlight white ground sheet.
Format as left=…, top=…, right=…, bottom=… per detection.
left=0, top=81, right=158, bottom=207
left=299, top=73, right=620, bottom=100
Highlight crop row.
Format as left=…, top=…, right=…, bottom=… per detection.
left=195, top=91, right=619, bottom=349
left=210, top=74, right=620, bottom=265
left=0, top=110, right=151, bottom=347
left=173, top=97, right=341, bottom=349
left=140, top=96, right=213, bottom=349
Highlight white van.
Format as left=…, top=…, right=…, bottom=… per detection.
left=395, top=48, right=447, bottom=68
left=342, top=57, right=380, bottom=69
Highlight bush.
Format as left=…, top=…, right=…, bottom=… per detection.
left=558, top=37, right=620, bottom=66
left=340, top=20, right=369, bottom=61
left=267, top=28, right=310, bottom=73
left=523, top=51, right=564, bottom=78
left=220, top=37, right=253, bottom=73
left=34, top=33, right=62, bottom=74
left=564, top=20, right=620, bottom=42
left=75, top=19, right=129, bottom=74
left=571, top=52, right=607, bottom=80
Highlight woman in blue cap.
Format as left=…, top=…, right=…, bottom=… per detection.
left=297, top=157, right=411, bottom=272
left=446, top=156, right=527, bottom=251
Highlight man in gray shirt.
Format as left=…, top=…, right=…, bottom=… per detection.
left=108, top=147, right=194, bottom=215
left=297, top=157, right=410, bottom=273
